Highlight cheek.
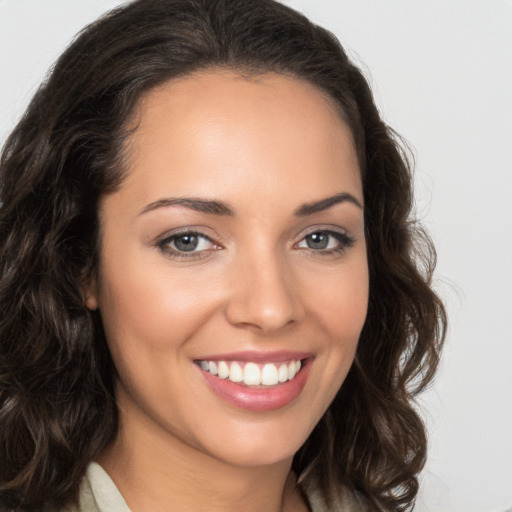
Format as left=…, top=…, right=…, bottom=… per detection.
left=313, top=255, right=369, bottom=341
left=309, top=251, right=369, bottom=390
left=97, top=246, right=217, bottom=352
left=95, top=257, right=214, bottom=413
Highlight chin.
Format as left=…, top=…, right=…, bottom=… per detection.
left=194, top=411, right=318, bottom=470
left=214, top=440, right=300, bottom=469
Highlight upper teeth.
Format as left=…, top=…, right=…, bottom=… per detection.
left=198, top=359, right=302, bottom=386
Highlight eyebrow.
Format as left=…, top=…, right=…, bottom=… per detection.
left=294, top=192, right=363, bottom=216
left=139, top=192, right=362, bottom=217
left=140, top=197, right=235, bottom=216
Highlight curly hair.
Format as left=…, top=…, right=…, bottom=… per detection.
left=0, top=0, right=446, bottom=510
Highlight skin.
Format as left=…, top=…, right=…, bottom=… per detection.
left=86, top=70, right=369, bottom=512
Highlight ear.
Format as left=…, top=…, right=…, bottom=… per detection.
left=83, top=277, right=99, bottom=311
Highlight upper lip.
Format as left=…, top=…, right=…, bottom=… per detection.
left=195, top=350, right=312, bottom=363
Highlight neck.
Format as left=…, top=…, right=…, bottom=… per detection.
left=97, top=403, right=308, bottom=512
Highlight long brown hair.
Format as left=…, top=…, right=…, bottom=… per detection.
left=0, top=1, right=446, bottom=510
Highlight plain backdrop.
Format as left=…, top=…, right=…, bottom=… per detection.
left=1, top=1, right=511, bottom=511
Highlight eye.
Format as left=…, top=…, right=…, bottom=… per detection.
left=156, top=231, right=220, bottom=259
left=295, top=229, right=354, bottom=254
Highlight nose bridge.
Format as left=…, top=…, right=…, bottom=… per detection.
left=225, top=243, right=303, bottom=333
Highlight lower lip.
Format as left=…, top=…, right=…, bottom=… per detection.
left=198, top=359, right=312, bottom=412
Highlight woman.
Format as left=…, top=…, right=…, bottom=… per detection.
left=0, top=0, right=446, bottom=511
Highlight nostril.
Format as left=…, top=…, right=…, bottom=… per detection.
left=224, top=290, right=303, bottom=333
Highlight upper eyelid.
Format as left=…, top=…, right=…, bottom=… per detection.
left=301, top=226, right=348, bottom=236
left=155, top=231, right=215, bottom=255
left=155, top=231, right=221, bottom=261
left=159, top=230, right=211, bottom=242
left=295, top=225, right=352, bottom=241
left=293, top=227, right=355, bottom=249
left=157, top=227, right=220, bottom=244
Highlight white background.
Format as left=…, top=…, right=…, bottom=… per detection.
left=1, top=1, right=511, bottom=511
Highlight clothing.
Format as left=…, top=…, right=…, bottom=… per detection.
left=64, top=462, right=363, bottom=512
left=63, top=464, right=130, bottom=512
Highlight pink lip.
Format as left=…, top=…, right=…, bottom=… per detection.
left=197, top=356, right=313, bottom=412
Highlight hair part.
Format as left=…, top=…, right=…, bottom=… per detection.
left=0, top=1, right=446, bottom=510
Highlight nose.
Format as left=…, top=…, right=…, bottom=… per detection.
left=224, top=250, right=305, bottom=334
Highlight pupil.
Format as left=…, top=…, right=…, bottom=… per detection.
left=307, top=232, right=328, bottom=249
left=175, top=235, right=198, bottom=252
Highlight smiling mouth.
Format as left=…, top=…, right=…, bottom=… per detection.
left=196, top=359, right=303, bottom=387
left=196, top=355, right=312, bottom=411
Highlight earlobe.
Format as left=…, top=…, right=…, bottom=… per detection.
left=85, top=293, right=99, bottom=311
left=83, top=279, right=99, bottom=311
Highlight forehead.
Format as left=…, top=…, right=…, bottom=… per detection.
left=115, top=70, right=362, bottom=210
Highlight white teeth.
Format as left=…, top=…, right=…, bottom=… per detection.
left=261, top=363, right=279, bottom=385
left=217, top=361, right=229, bottom=379
left=278, top=363, right=289, bottom=383
left=288, top=361, right=296, bottom=380
left=229, top=362, right=244, bottom=382
left=208, top=361, right=218, bottom=375
left=198, top=359, right=303, bottom=386
left=243, top=363, right=261, bottom=385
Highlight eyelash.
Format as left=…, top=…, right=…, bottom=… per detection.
left=156, top=228, right=355, bottom=261
left=294, top=228, right=355, bottom=256
left=156, top=230, right=220, bottom=261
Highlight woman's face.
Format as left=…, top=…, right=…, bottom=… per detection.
left=87, top=71, right=368, bottom=468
